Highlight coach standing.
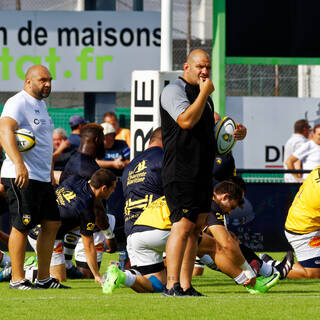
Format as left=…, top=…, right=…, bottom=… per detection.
left=0, top=65, right=66, bottom=290
left=160, top=49, right=246, bottom=296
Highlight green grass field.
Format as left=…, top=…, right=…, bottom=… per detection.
left=1, top=252, right=320, bottom=320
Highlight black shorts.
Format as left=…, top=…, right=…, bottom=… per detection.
left=2, top=178, right=60, bottom=231
left=76, top=260, right=101, bottom=270
left=164, top=180, right=213, bottom=224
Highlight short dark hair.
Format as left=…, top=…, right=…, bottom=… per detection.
left=149, top=127, right=162, bottom=144
left=103, top=111, right=117, bottom=120
left=80, top=123, right=104, bottom=138
left=90, top=168, right=116, bottom=189
left=214, top=181, right=244, bottom=205
left=314, top=124, right=320, bottom=133
left=294, top=119, right=309, bottom=133
left=226, top=176, right=246, bottom=193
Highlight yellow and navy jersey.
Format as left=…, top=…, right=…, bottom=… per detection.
left=122, top=146, right=164, bottom=236
left=285, top=166, right=320, bottom=234
left=55, top=175, right=96, bottom=239
left=60, top=152, right=100, bottom=184
left=134, top=196, right=172, bottom=230
left=207, top=200, right=226, bottom=227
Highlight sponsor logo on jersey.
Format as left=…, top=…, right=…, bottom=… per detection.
left=309, top=236, right=320, bottom=248
left=86, top=222, right=95, bottom=231
left=127, top=160, right=148, bottom=185
left=22, top=214, right=31, bottom=225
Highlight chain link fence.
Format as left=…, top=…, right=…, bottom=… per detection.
left=0, top=0, right=310, bottom=105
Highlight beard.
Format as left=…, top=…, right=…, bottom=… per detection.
left=40, top=88, right=51, bottom=99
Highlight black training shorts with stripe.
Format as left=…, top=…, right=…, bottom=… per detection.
left=2, top=178, right=60, bottom=231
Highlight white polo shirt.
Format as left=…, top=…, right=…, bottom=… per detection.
left=1, top=90, right=54, bottom=182
left=283, top=133, right=308, bottom=182
left=293, top=140, right=320, bottom=180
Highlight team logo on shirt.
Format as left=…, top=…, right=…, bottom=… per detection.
left=34, top=119, right=40, bottom=125
left=22, top=214, right=31, bottom=225
left=56, top=188, right=77, bottom=206
left=135, top=160, right=147, bottom=173
left=34, top=110, right=40, bottom=114
left=86, top=223, right=95, bottom=231
left=182, top=209, right=189, bottom=213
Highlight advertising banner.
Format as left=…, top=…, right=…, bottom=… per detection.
left=0, top=11, right=160, bottom=92
left=227, top=97, right=320, bottom=169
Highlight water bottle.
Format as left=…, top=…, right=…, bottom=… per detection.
left=119, top=250, right=128, bottom=271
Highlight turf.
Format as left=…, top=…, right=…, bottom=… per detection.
left=1, top=252, right=320, bottom=320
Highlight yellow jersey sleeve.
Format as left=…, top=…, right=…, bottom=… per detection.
left=285, top=166, right=320, bottom=233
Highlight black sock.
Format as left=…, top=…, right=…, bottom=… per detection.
left=239, top=244, right=263, bottom=267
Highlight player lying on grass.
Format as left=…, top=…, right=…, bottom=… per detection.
left=261, top=166, right=320, bottom=279
left=103, top=181, right=279, bottom=295
left=28, top=168, right=116, bottom=285
left=195, top=175, right=294, bottom=282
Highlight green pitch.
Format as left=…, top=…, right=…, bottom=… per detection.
left=1, top=252, right=320, bottom=320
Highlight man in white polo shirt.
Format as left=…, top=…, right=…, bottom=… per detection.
left=0, top=65, right=67, bottom=290
left=283, top=119, right=310, bottom=182
left=286, top=124, right=320, bottom=182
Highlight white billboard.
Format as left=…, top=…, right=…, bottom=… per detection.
left=227, top=97, right=320, bottom=169
left=130, top=70, right=182, bottom=159
left=0, top=11, right=160, bottom=92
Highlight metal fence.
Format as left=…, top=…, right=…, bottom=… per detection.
left=0, top=0, right=310, bottom=101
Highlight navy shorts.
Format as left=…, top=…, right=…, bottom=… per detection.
left=164, top=180, right=213, bottom=224
left=2, top=178, right=60, bottom=231
left=299, top=256, right=320, bottom=268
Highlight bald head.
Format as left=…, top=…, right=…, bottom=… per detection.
left=186, top=49, right=210, bottom=64
left=183, top=49, right=211, bottom=85
left=148, top=127, right=163, bottom=148
left=24, top=65, right=52, bottom=100
left=25, top=65, right=50, bottom=81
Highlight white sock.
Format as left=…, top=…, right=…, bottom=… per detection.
left=260, top=261, right=273, bottom=277
left=234, top=271, right=247, bottom=285
left=124, top=270, right=136, bottom=287
left=36, top=277, right=51, bottom=284
left=0, top=251, right=11, bottom=268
